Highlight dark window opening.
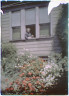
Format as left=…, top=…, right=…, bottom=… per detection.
left=39, top=56, right=48, bottom=62
left=26, top=25, right=35, bottom=38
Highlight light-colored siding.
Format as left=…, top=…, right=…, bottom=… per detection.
left=1, top=4, right=62, bottom=56
left=13, top=40, right=53, bottom=56
left=1, top=12, right=10, bottom=43
left=12, top=39, right=61, bottom=56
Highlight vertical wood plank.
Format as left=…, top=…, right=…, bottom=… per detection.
left=9, top=12, right=12, bottom=41
left=50, top=11, right=53, bottom=37
left=21, top=9, right=26, bottom=40
left=36, top=7, right=39, bottom=38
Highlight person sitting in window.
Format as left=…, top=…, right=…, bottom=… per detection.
left=25, top=28, right=34, bottom=39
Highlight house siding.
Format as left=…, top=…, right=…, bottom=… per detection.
left=12, top=40, right=53, bottom=56
left=1, top=12, right=10, bottom=43
left=1, top=4, right=62, bottom=56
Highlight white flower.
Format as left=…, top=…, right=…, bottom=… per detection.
left=18, top=64, right=19, bottom=66
left=15, top=66, right=17, bottom=68
left=45, top=65, right=52, bottom=69
left=19, top=65, right=22, bottom=67
left=17, top=58, right=18, bottom=61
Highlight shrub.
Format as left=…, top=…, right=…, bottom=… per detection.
left=1, top=51, right=67, bottom=95
left=56, top=4, right=68, bottom=56
left=1, top=48, right=37, bottom=74
left=1, top=43, right=17, bottom=73
left=1, top=55, right=44, bottom=95
left=40, top=53, right=67, bottom=89
left=2, top=43, right=17, bottom=58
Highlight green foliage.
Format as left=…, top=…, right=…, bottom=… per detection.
left=41, top=53, right=67, bottom=88
left=2, top=50, right=38, bottom=76
left=1, top=50, right=67, bottom=94
left=50, top=53, right=67, bottom=72
left=56, top=4, right=68, bottom=56
left=2, top=43, right=17, bottom=58
left=2, top=43, right=17, bottom=74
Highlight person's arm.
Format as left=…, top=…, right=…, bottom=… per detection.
left=25, top=33, right=28, bottom=39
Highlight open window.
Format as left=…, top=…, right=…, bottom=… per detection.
left=25, top=8, right=36, bottom=39
left=26, top=25, right=35, bottom=38
left=39, top=56, right=48, bottom=62
left=10, top=6, right=50, bottom=41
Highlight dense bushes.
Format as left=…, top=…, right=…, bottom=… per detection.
left=1, top=43, right=67, bottom=95
left=56, top=4, right=68, bottom=56
left=2, top=43, right=17, bottom=58
left=2, top=43, right=17, bottom=72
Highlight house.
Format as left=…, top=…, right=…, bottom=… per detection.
left=1, top=1, right=62, bottom=57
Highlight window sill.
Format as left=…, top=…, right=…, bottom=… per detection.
left=10, top=37, right=54, bottom=43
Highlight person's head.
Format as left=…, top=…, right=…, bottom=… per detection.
left=26, top=28, right=30, bottom=32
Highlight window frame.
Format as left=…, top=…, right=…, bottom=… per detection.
left=25, top=8, right=36, bottom=25
left=26, top=24, right=36, bottom=38
left=39, top=23, right=50, bottom=38
left=12, top=26, right=21, bottom=40
left=9, top=5, right=51, bottom=42
left=11, top=11, right=21, bottom=27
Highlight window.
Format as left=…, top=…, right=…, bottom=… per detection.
left=25, top=8, right=36, bottom=25
left=11, top=11, right=21, bottom=40
left=40, top=23, right=50, bottom=38
left=12, top=27, right=21, bottom=40
left=10, top=6, right=50, bottom=41
left=39, top=56, right=48, bottom=62
left=39, top=6, right=50, bottom=38
left=26, top=25, right=35, bottom=37
left=39, top=6, right=50, bottom=24
left=11, top=11, right=21, bottom=27
left=25, top=8, right=36, bottom=39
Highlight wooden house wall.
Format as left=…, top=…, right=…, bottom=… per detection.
left=1, top=4, right=62, bottom=56
left=1, top=12, right=10, bottom=42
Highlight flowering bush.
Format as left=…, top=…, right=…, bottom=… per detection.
left=1, top=47, right=67, bottom=95
left=2, top=57, right=44, bottom=95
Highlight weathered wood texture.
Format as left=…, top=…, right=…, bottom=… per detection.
left=1, top=5, right=62, bottom=56
left=12, top=39, right=61, bottom=56
left=1, top=12, right=10, bottom=42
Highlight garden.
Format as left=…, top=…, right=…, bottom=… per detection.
left=1, top=43, right=67, bottom=95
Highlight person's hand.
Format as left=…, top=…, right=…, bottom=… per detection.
left=32, top=35, right=34, bottom=37
left=28, top=37, right=32, bottom=39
